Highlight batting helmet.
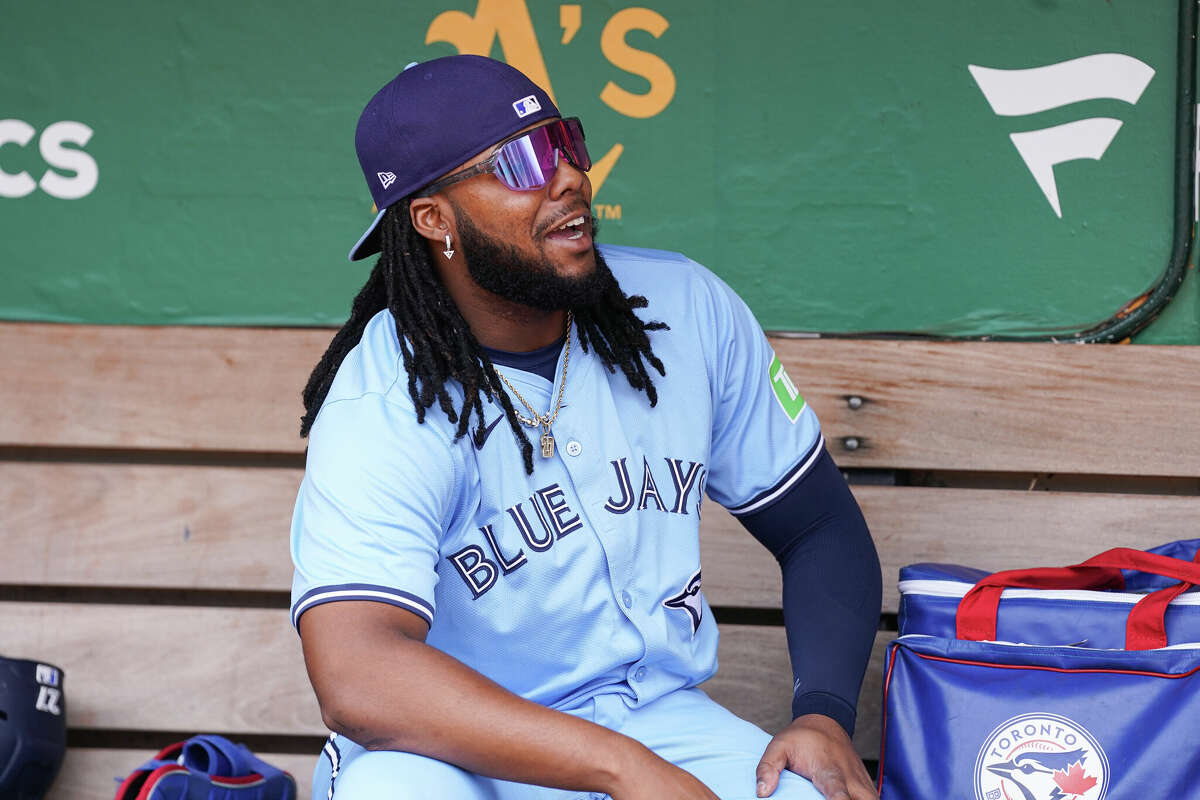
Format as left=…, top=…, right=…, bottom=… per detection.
left=0, top=655, right=67, bottom=799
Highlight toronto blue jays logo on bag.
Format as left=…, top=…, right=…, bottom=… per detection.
left=882, top=541, right=1200, bottom=800
left=974, top=713, right=1109, bottom=800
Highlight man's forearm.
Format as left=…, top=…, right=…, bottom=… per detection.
left=778, top=512, right=880, bottom=731
left=299, top=601, right=653, bottom=796
left=736, top=447, right=882, bottom=734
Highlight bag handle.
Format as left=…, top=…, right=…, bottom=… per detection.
left=956, top=547, right=1200, bottom=648
left=1127, top=548, right=1200, bottom=649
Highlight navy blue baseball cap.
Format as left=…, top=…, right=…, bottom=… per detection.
left=348, top=55, right=559, bottom=261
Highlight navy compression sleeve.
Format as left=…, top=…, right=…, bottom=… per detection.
left=735, top=447, right=881, bottom=736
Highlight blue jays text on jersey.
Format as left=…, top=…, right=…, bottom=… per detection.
left=449, top=455, right=706, bottom=600
left=290, top=245, right=825, bottom=714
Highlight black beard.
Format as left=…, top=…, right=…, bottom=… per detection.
left=455, top=211, right=609, bottom=311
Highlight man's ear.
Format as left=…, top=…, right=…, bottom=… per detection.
left=409, top=196, right=453, bottom=243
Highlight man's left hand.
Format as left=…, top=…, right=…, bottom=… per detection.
left=754, top=713, right=877, bottom=799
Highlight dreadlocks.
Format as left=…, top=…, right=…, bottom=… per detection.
left=300, top=201, right=668, bottom=474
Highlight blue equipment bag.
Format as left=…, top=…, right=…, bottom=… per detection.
left=879, top=539, right=1200, bottom=800
left=112, top=734, right=297, bottom=800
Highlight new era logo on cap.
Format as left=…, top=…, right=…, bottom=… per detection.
left=513, top=95, right=541, bottom=118
left=377, top=171, right=397, bottom=189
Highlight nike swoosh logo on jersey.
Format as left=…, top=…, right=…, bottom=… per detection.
left=475, top=404, right=567, bottom=450
left=475, top=415, right=505, bottom=450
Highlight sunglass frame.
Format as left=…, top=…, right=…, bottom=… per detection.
left=418, top=117, right=589, bottom=196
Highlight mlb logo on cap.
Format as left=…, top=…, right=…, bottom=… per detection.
left=513, top=95, right=542, bottom=118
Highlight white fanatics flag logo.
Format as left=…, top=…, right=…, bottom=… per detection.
left=968, top=53, right=1154, bottom=218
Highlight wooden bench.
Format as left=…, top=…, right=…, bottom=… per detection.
left=2, top=321, right=1197, bottom=799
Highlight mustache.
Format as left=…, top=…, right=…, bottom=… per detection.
left=536, top=205, right=595, bottom=238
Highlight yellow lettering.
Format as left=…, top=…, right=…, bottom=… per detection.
left=599, top=8, right=675, bottom=119
left=588, top=143, right=623, bottom=198
left=559, top=4, right=582, bottom=45
left=596, top=203, right=623, bottom=220
left=426, top=0, right=557, bottom=103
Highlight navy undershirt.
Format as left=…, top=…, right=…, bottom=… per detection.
left=482, top=336, right=565, bottom=382
left=483, top=338, right=880, bottom=735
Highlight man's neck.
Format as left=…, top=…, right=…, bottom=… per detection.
left=430, top=241, right=571, bottom=351
left=453, top=280, right=568, bottom=353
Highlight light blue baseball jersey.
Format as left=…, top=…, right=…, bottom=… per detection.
left=290, top=245, right=824, bottom=713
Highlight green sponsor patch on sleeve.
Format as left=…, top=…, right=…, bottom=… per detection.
left=768, top=354, right=806, bottom=423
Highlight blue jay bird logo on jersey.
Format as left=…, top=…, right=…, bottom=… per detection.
left=662, top=569, right=703, bottom=637
left=974, top=713, right=1108, bottom=800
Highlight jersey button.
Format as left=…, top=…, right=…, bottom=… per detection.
left=633, top=666, right=647, bottom=682
left=565, top=439, right=582, bottom=456
left=621, top=591, right=633, bottom=609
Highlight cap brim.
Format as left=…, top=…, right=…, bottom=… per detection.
left=348, top=208, right=388, bottom=261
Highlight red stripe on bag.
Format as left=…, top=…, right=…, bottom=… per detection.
left=876, top=644, right=903, bottom=795
left=133, top=764, right=190, bottom=800
left=909, top=650, right=1200, bottom=679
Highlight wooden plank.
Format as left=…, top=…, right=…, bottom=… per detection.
left=5, top=461, right=1197, bottom=614
left=782, top=338, right=1200, bottom=476
left=701, top=625, right=791, bottom=737
left=701, top=627, right=892, bottom=760
left=51, top=748, right=316, bottom=800
left=0, top=322, right=327, bottom=453
left=3, top=601, right=883, bottom=758
left=0, top=462, right=301, bottom=589
left=853, top=632, right=891, bottom=762
left=0, top=603, right=324, bottom=735
left=698, top=503, right=780, bottom=610
left=4, top=321, right=1199, bottom=475
left=700, top=487, right=1200, bottom=612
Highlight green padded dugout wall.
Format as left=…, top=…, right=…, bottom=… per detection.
left=2, top=0, right=1196, bottom=342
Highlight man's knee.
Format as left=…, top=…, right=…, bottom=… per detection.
left=316, top=744, right=496, bottom=800
left=771, top=771, right=827, bottom=800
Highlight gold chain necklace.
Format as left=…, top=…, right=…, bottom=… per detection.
left=493, top=311, right=572, bottom=458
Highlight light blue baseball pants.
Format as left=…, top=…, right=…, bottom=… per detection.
left=314, top=687, right=824, bottom=800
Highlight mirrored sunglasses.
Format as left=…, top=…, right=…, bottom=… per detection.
left=420, top=117, right=590, bottom=195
